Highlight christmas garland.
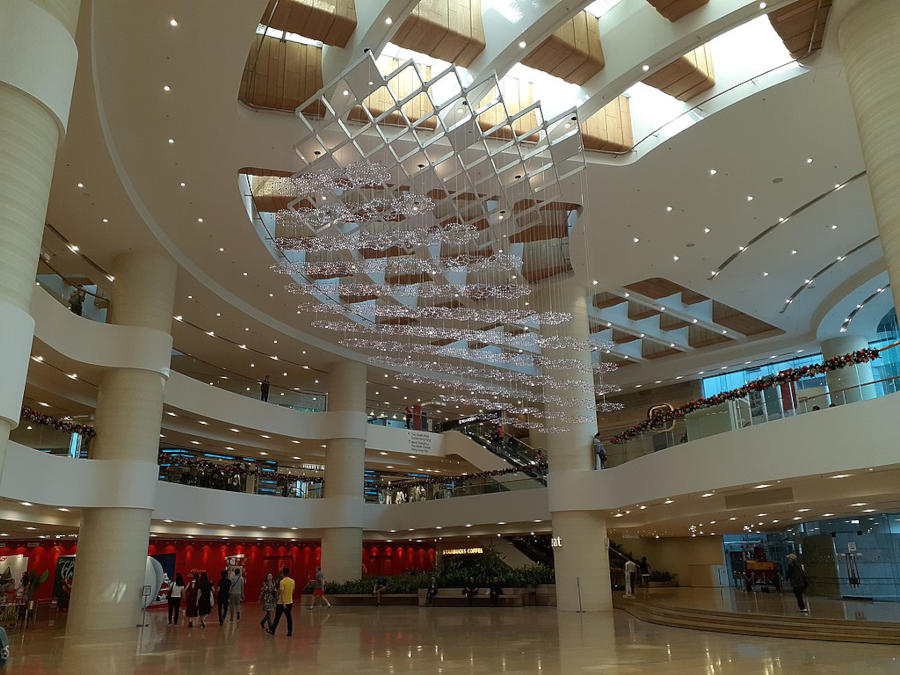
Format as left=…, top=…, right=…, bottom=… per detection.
left=21, top=407, right=97, bottom=439
left=160, top=454, right=324, bottom=485
left=606, top=348, right=881, bottom=445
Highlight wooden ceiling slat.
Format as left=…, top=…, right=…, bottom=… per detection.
left=642, top=45, right=715, bottom=102
left=646, top=0, right=709, bottom=22
left=521, top=11, right=604, bottom=85
left=392, top=0, right=485, bottom=67
left=581, top=97, right=633, bottom=153
left=261, top=0, right=356, bottom=48
left=768, top=0, right=833, bottom=59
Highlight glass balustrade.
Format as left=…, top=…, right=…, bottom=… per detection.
left=35, top=269, right=109, bottom=323
left=604, top=370, right=900, bottom=469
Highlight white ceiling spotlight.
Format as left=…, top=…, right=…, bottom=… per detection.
left=518, top=40, right=527, bottom=48
left=642, top=64, right=650, bottom=72
left=169, top=18, right=178, bottom=27
left=709, top=169, right=717, bottom=176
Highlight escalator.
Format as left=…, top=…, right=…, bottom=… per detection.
left=504, top=534, right=554, bottom=567
left=460, top=427, right=547, bottom=485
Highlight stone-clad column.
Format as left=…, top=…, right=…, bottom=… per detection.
left=0, top=0, right=81, bottom=475
left=820, top=335, right=876, bottom=404
left=541, top=279, right=612, bottom=612
left=67, top=252, right=176, bottom=632
left=839, top=1, right=900, bottom=319
left=322, top=358, right=367, bottom=582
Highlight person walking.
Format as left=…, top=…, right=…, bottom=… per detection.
left=488, top=577, right=503, bottom=606
left=787, top=554, right=809, bottom=612
left=216, top=569, right=231, bottom=625
left=639, top=557, right=651, bottom=588
left=269, top=567, right=295, bottom=636
left=258, top=572, right=278, bottom=631
left=462, top=577, right=478, bottom=606
left=197, top=572, right=213, bottom=629
left=260, top=375, right=270, bottom=402
left=228, top=568, right=245, bottom=621
left=168, top=573, right=185, bottom=625
left=624, top=559, right=638, bottom=598
left=184, top=574, right=199, bottom=628
left=308, top=567, right=331, bottom=609
left=405, top=406, right=412, bottom=429
left=373, top=576, right=388, bottom=606
left=425, top=577, right=438, bottom=606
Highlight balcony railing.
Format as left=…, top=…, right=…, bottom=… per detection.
left=604, top=371, right=900, bottom=469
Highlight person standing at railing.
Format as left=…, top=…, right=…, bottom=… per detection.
left=68, top=287, right=84, bottom=316
left=592, top=433, right=608, bottom=470
left=260, top=375, right=270, bottom=402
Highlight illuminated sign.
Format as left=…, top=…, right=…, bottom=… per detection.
left=550, top=536, right=563, bottom=548
left=442, top=547, right=484, bottom=555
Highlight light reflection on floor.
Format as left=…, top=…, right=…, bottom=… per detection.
left=6, top=606, right=900, bottom=674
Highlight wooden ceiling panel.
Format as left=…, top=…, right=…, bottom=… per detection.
left=239, top=36, right=324, bottom=112
left=642, top=45, right=715, bottom=102
left=712, top=301, right=780, bottom=336
left=625, top=277, right=682, bottom=299
left=581, top=97, right=633, bottom=153
left=767, top=0, right=832, bottom=59
left=521, top=11, right=604, bottom=85
left=261, top=0, right=356, bottom=47
left=646, top=0, right=709, bottom=22
left=392, top=0, right=485, bottom=67
left=593, top=292, right=625, bottom=310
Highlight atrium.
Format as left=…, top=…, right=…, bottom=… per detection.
left=1, top=0, right=900, bottom=671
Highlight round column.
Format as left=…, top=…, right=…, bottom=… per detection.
left=67, top=252, right=176, bottom=632
left=0, top=0, right=80, bottom=471
left=322, top=358, right=367, bottom=582
left=839, top=2, right=900, bottom=317
left=820, top=335, right=876, bottom=404
left=540, top=279, right=611, bottom=612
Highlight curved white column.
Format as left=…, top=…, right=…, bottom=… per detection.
left=0, top=0, right=80, bottom=476
left=820, top=335, right=876, bottom=404
left=839, top=1, right=900, bottom=323
left=540, top=279, right=610, bottom=612
left=322, top=359, right=367, bottom=582
left=67, top=252, right=175, bottom=633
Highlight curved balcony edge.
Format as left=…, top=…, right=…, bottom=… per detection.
left=550, top=390, right=900, bottom=514
left=31, top=287, right=172, bottom=376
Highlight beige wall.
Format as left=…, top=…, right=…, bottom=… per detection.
left=616, top=536, right=724, bottom=586
left=598, top=381, right=703, bottom=437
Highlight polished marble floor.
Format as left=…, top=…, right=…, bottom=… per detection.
left=7, top=605, right=900, bottom=674
left=634, top=586, right=900, bottom=623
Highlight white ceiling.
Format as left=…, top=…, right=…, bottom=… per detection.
left=40, top=0, right=888, bottom=408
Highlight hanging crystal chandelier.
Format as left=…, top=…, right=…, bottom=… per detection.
left=274, top=253, right=522, bottom=278
left=277, top=193, right=436, bottom=231
left=299, top=303, right=570, bottom=326
left=290, top=282, right=532, bottom=301
left=275, top=221, right=481, bottom=252
left=288, top=160, right=393, bottom=195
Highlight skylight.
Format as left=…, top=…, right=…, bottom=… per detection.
left=585, top=0, right=625, bottom=18
left=256, top=24, right=323, bottom=48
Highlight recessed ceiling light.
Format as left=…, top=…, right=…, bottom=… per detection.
left=790, top=249, right=797, bottom=255
left=704, top=227, right=710, bottom=233
left=850, top=502, right=867, bottom=507
left=665, top=205, right=673, bottom=212
left=759, top=1, right=767, bottom=7
left=168, top=138, right=175, bottom=144
left=746, top=195, right=754, bottom=202
left=701, top=492, right=714, bottom=498
left=179, top=181, right=186, bottom=187
left=709, top=169, right=717, bottom=175
left=518, top=40, right=527, bottom=48
left=806, top=157, right=813, bottom=164
left=163, top=84, right=171, bottom=92
left=169, top=18, right=178, bottom=27
left=822, top=513, right=835, bottom=517
left=762, top=272, right=769, bottom=277
left=830, top=474, right=851, bottom=479
left=642, top=64, right=650, bottom=71
left=385, top=16, right=392, bottom=24
left=673, top=255, right=679, bottom=261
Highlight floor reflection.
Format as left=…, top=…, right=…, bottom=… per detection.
left=6, top=605, right=900, bottom=673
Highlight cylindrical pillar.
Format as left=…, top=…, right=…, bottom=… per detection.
left=0, top=0, right=81, bottom=473
left=322, top=359, right=367, bottom=582
left=540, top=279, right=611, bottom=612
left=820, top=335, right=876, bottom=404
left=67, top=252, right=176, bottom=632
left=839, top=2, right=900, bottom=317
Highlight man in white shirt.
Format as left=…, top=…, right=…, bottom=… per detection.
left=624, top=559, right=638, bottom=598
left=228, top=569, right=245, bottom=620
